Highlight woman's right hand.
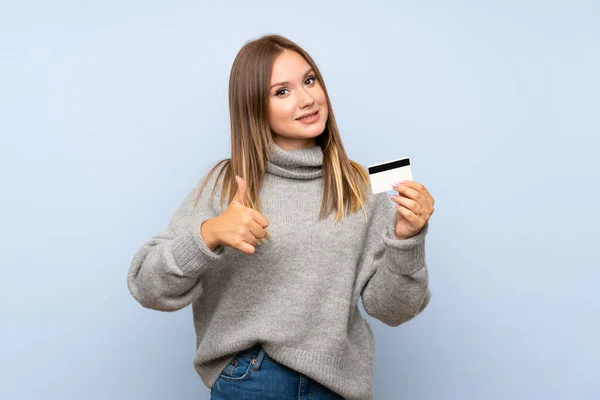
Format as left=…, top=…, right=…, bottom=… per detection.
left=201, top=175, right=269, bottom=255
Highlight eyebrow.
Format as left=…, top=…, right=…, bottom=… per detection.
left=270, top=68, right=315, bottom=89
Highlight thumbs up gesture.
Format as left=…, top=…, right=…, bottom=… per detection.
left=231, top=175, right=249, bottom=206
left=201, top=175, right=270, bottom=255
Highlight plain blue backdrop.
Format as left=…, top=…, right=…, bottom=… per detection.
left=2, top=1, right=599, bottom=399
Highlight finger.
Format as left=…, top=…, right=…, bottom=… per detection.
left=233, top=175, right=247, bottom=206
left=394, top=182, right=426, bottom=204
left=390, top=194, right=421, bottom=216
left=410, top=181, right=434, bottom=206
left=395, top=203, right=423, bottom=224
left=420, top=185, right=434, bottom=205
left=250, top=210, right=270, bottom=229
left=237, top=240, right=256, bottom=255
left=240, top=230, right=260, bottom=249
left=248, top=219, right=266, bottom=241
left=402, top=180, right=434, bottom=206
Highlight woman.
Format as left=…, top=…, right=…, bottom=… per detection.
left=127, top=34, right=435, bottom=400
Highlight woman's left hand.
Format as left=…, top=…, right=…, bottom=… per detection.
left=390, top=180, right=435, bottom=240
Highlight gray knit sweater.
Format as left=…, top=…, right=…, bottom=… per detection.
left=127, top=142, right=430, bottom=400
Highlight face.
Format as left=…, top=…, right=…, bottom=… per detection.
left=268, top=49, right=329, bottom=151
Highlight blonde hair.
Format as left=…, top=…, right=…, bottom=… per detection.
left=195, top=34, right=371, bottom=235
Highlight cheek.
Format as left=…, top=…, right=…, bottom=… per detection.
left=269, top=102, right=291, bottom=131
left=270, top=102, right=294, bottom=122
left=268, top=104, right=282, bottom=125
left=318, top=94, right=328, bottom=118
left=316, top=88, right=328, bottom=107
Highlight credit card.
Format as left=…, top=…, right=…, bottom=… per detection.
left=368, top=157, right=413, bottom=194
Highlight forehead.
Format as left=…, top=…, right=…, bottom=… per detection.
left=270, top=50, right=311, bottom=81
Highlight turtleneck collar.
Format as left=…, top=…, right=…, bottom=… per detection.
left=265, top=141, right=323, bottom=180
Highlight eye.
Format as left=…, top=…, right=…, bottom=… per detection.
left=275, top=88, right=290, bottom=97
left=305, top=76, right=316, bottom=85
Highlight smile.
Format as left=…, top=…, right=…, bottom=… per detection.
left=295, top=110, right=319, bottom=123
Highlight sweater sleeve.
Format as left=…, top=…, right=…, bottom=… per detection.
left=127, top=170, right=228, bottom=312
left=360, top=191, right=431, bottom=327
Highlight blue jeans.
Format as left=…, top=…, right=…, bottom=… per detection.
left=210, top=344, right=345, bottom=400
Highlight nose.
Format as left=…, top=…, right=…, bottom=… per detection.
left=297, top=88, right=315, bottom=108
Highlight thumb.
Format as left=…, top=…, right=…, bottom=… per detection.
left=232, top=175, right=247, bottom=206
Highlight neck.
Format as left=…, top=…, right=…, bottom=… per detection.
left=271, top=135, right=317, bottom=151
left=265, top=141, right=323, bottom=180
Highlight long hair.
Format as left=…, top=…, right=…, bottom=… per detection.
left=194, top=34, right=371, bottom=235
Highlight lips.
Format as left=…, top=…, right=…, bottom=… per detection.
left=296, top=110, right=319, bottom=120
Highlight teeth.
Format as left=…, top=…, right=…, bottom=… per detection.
left=299, top=112, right=317, bottom=120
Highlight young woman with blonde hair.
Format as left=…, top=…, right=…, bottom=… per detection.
left=128, top=34, right=435, bottom=400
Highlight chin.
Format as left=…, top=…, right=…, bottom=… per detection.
left=301, top=128, right=325, bottom=141
left=308, top=120, right=327, bottom=135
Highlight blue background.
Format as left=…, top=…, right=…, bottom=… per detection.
left=2, top=1, right=599, bottom=399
